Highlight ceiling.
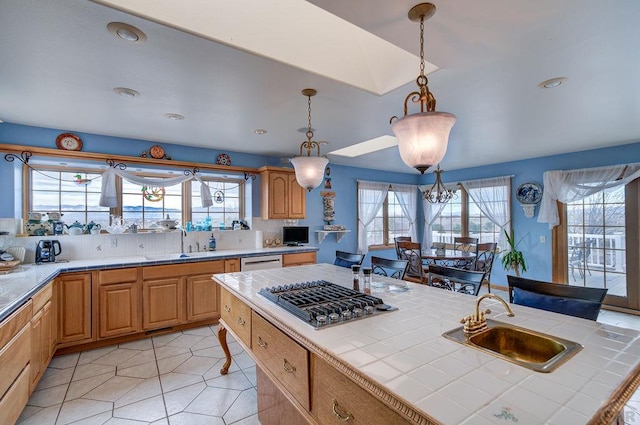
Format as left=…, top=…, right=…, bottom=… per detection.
left=1, top=0, right=639, bottom=175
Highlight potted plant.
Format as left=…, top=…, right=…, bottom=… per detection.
left=501, top=229, right=527, bottom=277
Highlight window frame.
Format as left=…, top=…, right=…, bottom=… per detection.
left=364, top=186, right=412, bottom=251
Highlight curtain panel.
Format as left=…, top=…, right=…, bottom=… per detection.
left=391, top=183, right=419, bottom=242
left=356, top=181, right=389, bottom=254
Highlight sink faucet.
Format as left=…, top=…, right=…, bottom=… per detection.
left=461, top=293, right=515, bottom=335
left=196, top=241, right=200, bottom=252
left=180, top=229, right=187, bottom=253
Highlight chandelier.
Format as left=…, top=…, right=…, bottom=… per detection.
left=423, top=165, right=455, bottom=203
left=390, top=3, right=456, bottom=174
left=290, top=88, right=329, bottom=191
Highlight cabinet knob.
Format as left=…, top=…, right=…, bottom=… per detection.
left=282, top=358, right=296, bottom=373
left=224, top=305, right=231, bottom=313
left=332, top=399, right=354, bottom=422
left=237, top=317, right=246, bottom=326
left=257, top=336, right=267, bottom=348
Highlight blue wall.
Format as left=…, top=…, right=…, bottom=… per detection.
left=2, top=122, right=638, bottom=284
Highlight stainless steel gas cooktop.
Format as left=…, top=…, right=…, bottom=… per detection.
left=259, top=280, right=397, bottom=328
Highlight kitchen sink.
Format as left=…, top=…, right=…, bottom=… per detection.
left=144, top=252, right=215, bottom=260
left=443, top=319, right=583, bottom=372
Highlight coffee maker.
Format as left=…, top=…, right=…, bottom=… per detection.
left=35, top=240, right=62, bottom=264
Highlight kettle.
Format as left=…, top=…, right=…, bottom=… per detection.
left=35, top=240, right=62, bottom=264
left=65, top=221, right=85, bottom=235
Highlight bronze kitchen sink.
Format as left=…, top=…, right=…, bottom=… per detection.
left=443, top=319, right=583, bottom=372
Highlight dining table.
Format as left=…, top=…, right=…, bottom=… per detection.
left=422, top=248, right=476, bottom=269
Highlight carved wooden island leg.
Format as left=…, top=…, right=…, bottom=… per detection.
left=217, top=323, right=232, bottom=375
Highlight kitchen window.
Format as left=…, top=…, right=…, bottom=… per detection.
left=189, top=178, right=243, bottom=228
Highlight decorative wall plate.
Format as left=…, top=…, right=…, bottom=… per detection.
left=216, top=153, right=231, bottom=166
left=56, top=133, right=83, bottom=151
left=149, top=145, right=166, bottom=159
left=516, top=182, right=543, bottom=204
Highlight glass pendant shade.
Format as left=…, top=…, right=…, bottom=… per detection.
left=290, top=156, right=328, bottom=191
left=392, top=111, right=456, bottom=174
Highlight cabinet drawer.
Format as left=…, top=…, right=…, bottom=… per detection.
left=98, top=268, right=137, bottom=284
left=0, top=300, right=32, bottom=348
left=0, top=324, right=31, bottom=400
left=312, top=356, right=410, bottom=425
left=32, top=283, right=52, bottom=312
left=143, top=261, right=224, bottom=280
left=220, top=288, right=251, bottom=347
left=0, top=364, right=30, bottom=425
left=282, top=252, right=316, bottom=267
left=252, top=312, right=309, bottom=410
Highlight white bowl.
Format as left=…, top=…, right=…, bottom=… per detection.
left=104, top=226, right=127, bottom=234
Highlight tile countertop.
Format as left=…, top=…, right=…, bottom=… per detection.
left=213, top=263, right=640, bottom=425
left=0, top=245, right=317, bottom=322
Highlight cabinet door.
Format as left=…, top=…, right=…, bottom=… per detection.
left=224, top=258, right=240, bottom=272
left=142, top=277, right=184, bottom=330
left=29, top=308, right=43, bottom=391
left=288, top=173, right=306, bottom=219
left=186, top=274, right=221, bottom=322
left=98, top=282, right=139, bottom=338
left=269, top=172, right=289, bottom=219
left=283, top=252, right=316, bottom=267
left=42, top=300, right=54, bottom=364
left=57, top=273, right=92, bottom=345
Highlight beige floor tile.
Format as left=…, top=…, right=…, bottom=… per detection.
left=242, top=365, right=257, bottom=387
left=190, top=335, right=219, bottom=351
left=119, top=338, right=154, bottom=351
left=223, top=388, right=258, bottom=424
left=27, top=382, right=67, bottom=408
left=77, top=345, right=118, bottom=365
left=157, top=353, right=192, bottom=375
left=118, top=349, right=157, bottom=369
left=160, top=372, right=204, bottom=393
left=181, top=327, right=215, bottom=337
left=202, top=358, right=240, bottom=380
left=48, top=353, right=79, bottom=369
left=56, top=398, right=113, bottom=425
left=228, top=413, right=261, bottom=425
left=91, top=348, right=142, bottom=366
left=17, top=403, right=61, bottom=425
left=152, top=332, right=182, bottom=348
left=232, top=351, right=256, bottom=369
left=84, top=375, right=145, bottom=402
left=70, top=411, right=113, bottom=424
left=118, top=361, right=160, bottom=379
left=17, top=405, right=43, bottom=423
left=104, top=418, right=152, bottom=425
left=150, top=418, right=170, bottom=425
left=172, top=355, right=217, bottom=376
left=35, top=367, right=74, bottom=390
left=65, top=372, right=115, bottom=401
left=191, top=345, right=226, bottom=358
left=227, top=341, right=245, bottom=356
left=113, top=394, right=167, bottom=422
left=72, top=363, right=117, bottom=381
left=165, top=334, right=204, bottom=349
left=162, top=382, right=207, bottom=416
left=168, top=411, right=225, bottom=425
left=184, top=386, right=241, bottom=417
left=114, top=377, right=162, bottom=409
left=154, top=345, right=190, bottom=360
left=206, top=370, right=253, bottom=391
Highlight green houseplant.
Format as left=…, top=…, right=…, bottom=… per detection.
left=501, top=229, right=527, bottom=277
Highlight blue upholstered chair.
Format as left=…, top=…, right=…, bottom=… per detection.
left=334, top=250, right=365, bottom=268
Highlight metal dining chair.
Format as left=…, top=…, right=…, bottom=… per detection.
left=393, top=236, right=412, bottom=259
left=428, top=265, right=486, bottom=295
left=371, top=256, right=409, bottom=280
left=475, top=242, right=497, bottom=293
left=396, top=241, right=428, bottom=284
left=453, top=237, right=479, bottom=269
left=334, top=250, right=365, bottom=268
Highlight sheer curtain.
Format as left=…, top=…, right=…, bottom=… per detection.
left=357, top=181, right=389, bottom=254
left=539, top=163, right=640, bottom=228
left=461, top=176, right=511, bottom=249
left=419, top=185, right=452, bottom=249
left=391, top=183, right=418, bottom=241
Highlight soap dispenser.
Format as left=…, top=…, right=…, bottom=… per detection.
left=208, top=234, right=216, bottom=251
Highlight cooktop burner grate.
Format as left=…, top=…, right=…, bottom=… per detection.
left=259, top=280, right=396, bottom=328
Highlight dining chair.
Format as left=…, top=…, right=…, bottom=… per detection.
left=371, top=256, right=409, bottom=280
left=393, top=236, right=412, bottom=259
left=569, top=239, right=594, bottom=282
left=334, top=250, right=365, bottom=268
left=428, top=265, right=486, bottom=295
left=396, top=241, right=428, bottom=284
left=507, top=275, right=608, bottom=321
left=475, top=242, right=498, bottom=293
left=453, top=237, right=479, bottom=269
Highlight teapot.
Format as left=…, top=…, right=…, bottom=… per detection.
left=66, top=221, right=85, bottom=235
left=85, top=221, right=101, bottom=234
left=157, top=214, right=179, bottom=230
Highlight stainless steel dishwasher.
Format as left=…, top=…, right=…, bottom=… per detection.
left=240, top=254, right=283, bottom=271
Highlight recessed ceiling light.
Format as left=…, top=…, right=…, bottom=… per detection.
left=253, top=129, right=267, bottom=135
left=538, top=77, right=567, bottom=89
left=107, top=22, right=147, bottom=43
left=113, top=87, right=140, bottom=98
left=164, top=113, right=185, bottom=120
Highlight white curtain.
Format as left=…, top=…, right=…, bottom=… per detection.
left=391, top=183, right=418, bottom=242
left=419, top=184, right=454, bottom=249
left=99, top=167, right=213, bottom=208
left=357, top=181, right=389, bottom=254
left=461, top=176, right=512, bottom=250
left=539, top=163, right=640, bottom=229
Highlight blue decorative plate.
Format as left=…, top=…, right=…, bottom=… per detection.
left=516, top=182, right=543, bottom=204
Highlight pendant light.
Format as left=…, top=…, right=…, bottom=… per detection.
left=423, top=165, right=455, bottom=203
left=290, top=88, right=329, bottom=191
left=390, top=3, right=456, bottom=174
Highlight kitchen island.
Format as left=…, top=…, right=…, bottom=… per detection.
left=213, top=263, right=640, bottom=425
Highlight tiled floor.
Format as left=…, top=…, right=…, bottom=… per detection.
left=18, top=325, right=259, bottom=425
left=16, top=292, right=640, bottom=425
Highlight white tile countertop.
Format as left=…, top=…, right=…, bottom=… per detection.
left=213, top=263, right=640, bottom=425
left=0, top=245, right=317, bottom=321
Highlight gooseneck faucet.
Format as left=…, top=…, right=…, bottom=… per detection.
left=180, top=229, right=187, bottom=254
left=461, top=293, right=515, bottom=335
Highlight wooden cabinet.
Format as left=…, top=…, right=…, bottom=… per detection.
left=142, top=275, right=184, bottom=330
left=260, top=166, right=306, bottom=219
left=97, top=268, right=140, bottom=339
left=57, top=272, right=93, bottom=346
left=220, top=287, right=251, bottom=346
left=224, top=258, right=240, bottom=272
left=186, top=261, right=224, bottom=322
left=29, top=283, right=55, bottom=392
left=312, top=356, right=410, bottom=425
left=282, top=251, right=317, bottom=267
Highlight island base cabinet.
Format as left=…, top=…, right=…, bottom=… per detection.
left=220, top=287, right=251, bottom=346
left=312, top=356, right=411, bottom=425
left=257, top=365, right=312, bottom=425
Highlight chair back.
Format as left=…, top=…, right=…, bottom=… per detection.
left=454, top=237, right=479, bottom=255
left=394, top=236, right=412, bottom=259
left=334, top=250, right=365, bottom=268
left=507, top=275, right=607, bottom=321
left=396, top=241, right=425, bottom=283
left=371, top=256, right=409, bottom=280
left=475, top=242, right=497, bottom=289
left=428, top=265, right=486, bottom=295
